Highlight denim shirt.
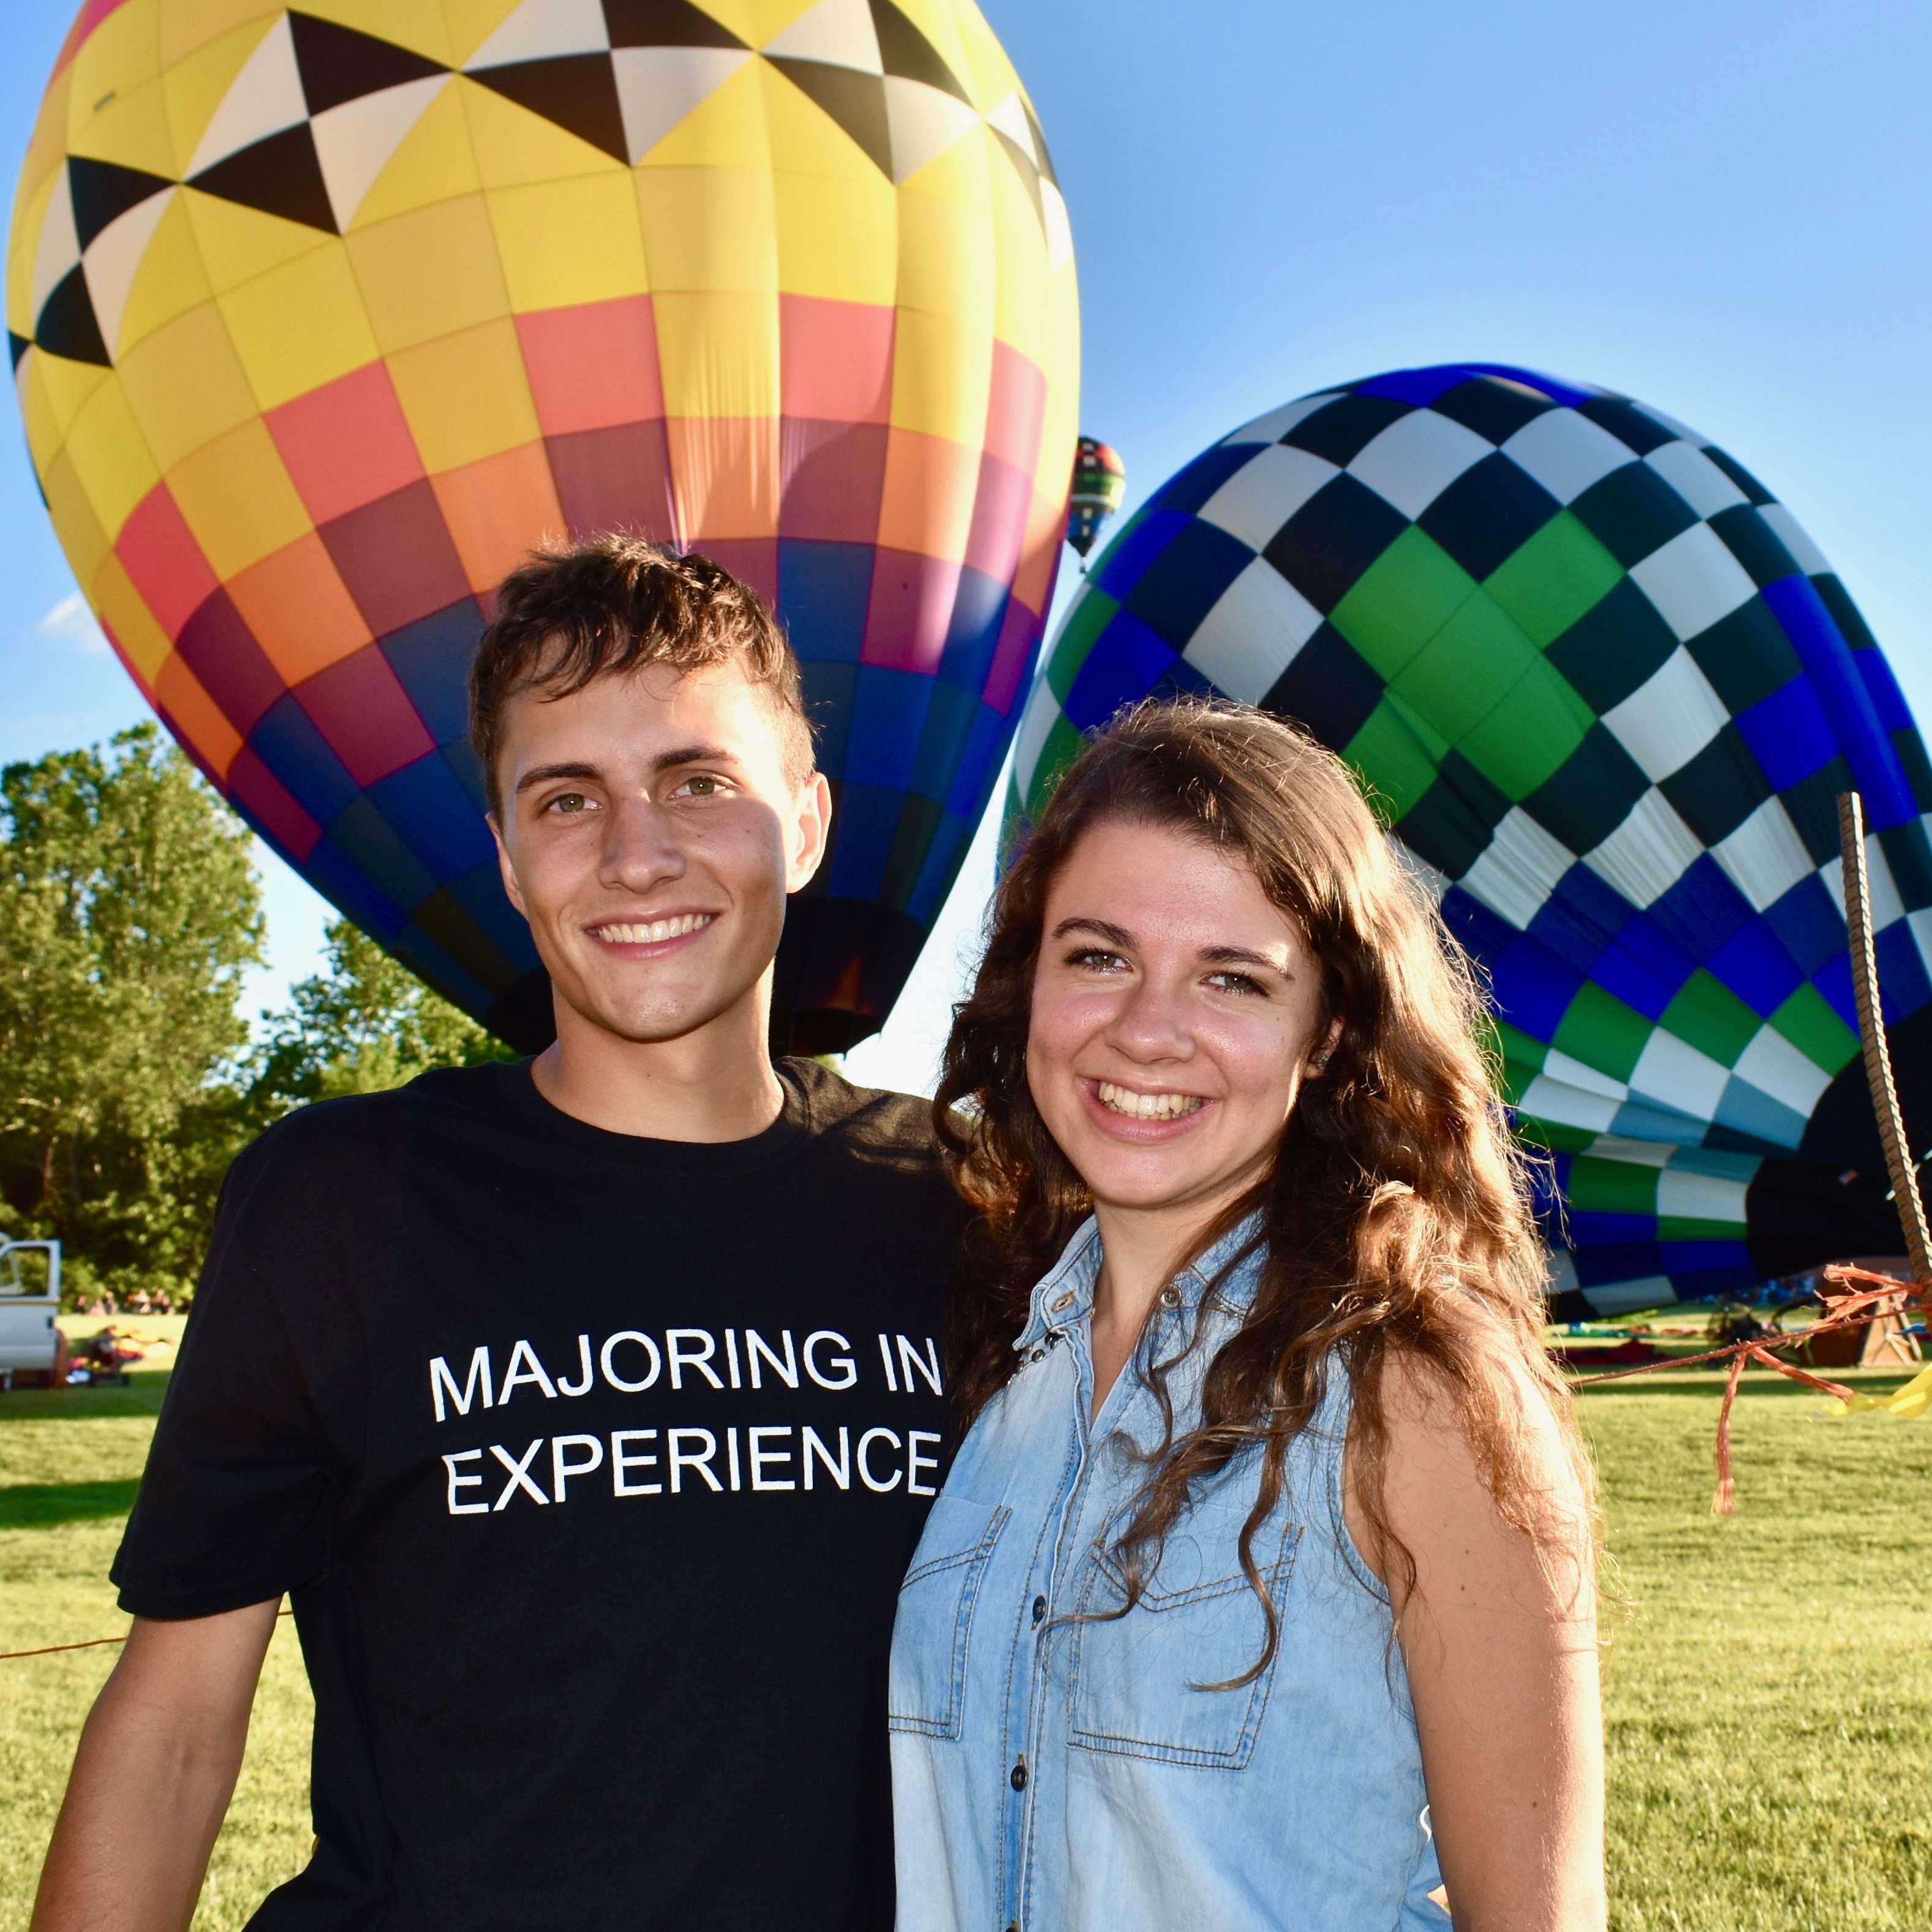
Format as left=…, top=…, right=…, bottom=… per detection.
left=890, top=1217, right=1446, bottom=1932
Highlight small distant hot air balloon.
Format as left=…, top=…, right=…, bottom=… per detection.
left=1066, top=435, right=1125, bottom=558
left=8, top=0, right=1081, bottom=1055
left=1009, top=364, right=1932, bottom=1317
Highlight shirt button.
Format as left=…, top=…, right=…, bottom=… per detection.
left=1158, top=1285, right=1182, bottom=1310
left=1051, top=1291, right=1075, bottom=1312
left=1010, top=1756, right=1028, bottom=1791
left=1032, top=1594, right=1047, bottom=1626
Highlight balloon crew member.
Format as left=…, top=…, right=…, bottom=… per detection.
left=31, top=538, right=965, bottom=1932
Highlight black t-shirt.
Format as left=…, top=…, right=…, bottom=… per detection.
left=113, top=1058, right=963, bottom=1931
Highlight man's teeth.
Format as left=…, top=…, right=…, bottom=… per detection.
left=596, top=914, right=714, bottom=944
left=1096, top=1082, right=1205, bottom=1120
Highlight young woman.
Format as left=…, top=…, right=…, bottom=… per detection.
left=891, top=700, right=1604, bottom=1931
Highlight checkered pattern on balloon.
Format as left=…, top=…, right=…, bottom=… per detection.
left=1010, top=366, right=1932, bottom=1315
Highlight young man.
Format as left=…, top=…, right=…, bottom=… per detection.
left=32, top=539, right=963, bottom=1931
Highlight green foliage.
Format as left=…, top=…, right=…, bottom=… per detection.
left=0, top=727, right=513, bottom=1304
left=251, top=918, right=511, bottom=1107
left=0, top=727, right=262, bottom=1297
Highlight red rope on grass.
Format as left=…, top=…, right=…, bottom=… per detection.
left=1568, top=1265, right=1927, bottom=1514
left=0, top=1607, right=292, bottom=1666
left=1710, top=1346, right=1751, bottom=1517
left=0, top=1633, right=134, bottom=1662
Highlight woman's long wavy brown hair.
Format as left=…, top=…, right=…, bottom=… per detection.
left=937, top=699, right=1596, bottom=1677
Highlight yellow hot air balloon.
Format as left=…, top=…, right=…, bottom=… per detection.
left=8, top=0, right=1079, bottom=1049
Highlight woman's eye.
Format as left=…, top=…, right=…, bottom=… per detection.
left=1207, top=971, right=1265, bottom=996
left=1067, top=948, right=1128, bottom=973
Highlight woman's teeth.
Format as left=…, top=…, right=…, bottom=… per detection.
left=595, top=913, right=714, bottom=944
left=1096, top=1082, right=1205, bottom=1120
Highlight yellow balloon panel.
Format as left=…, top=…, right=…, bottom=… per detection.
left=10, top=0, right=1079, bottom=1054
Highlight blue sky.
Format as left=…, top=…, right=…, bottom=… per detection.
left=4, top=1, right=1928, bottom=1090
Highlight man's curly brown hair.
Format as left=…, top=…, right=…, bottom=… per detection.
left=470, top=535, right=813, bottom=816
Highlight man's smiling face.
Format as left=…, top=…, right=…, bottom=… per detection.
left=490, top=657, right=830, bottom=1049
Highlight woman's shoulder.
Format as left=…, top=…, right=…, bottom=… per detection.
left=1351, top=1338, right=1596, bottom=1599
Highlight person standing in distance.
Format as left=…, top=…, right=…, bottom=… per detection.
left=33, top=537, right=963, bottom=1932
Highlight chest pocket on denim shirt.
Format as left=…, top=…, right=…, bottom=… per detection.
left=889, top=1496, right=1010, bottom=1740
left=1066, top=1498, right=1301, bottom=1770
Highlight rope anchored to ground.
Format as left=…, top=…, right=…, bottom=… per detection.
left=1569, top=1264, right=1930, bottom=1512
left=1567, top=793, right=1931, bottom=1514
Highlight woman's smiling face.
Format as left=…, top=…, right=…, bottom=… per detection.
left=1026, top=815, right=1337, bottom=1229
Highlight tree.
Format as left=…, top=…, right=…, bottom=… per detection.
left=0, top=725, right=516, bottom=1303
left=0, top=726, right=263, bottom=1293
left=252, top=918, right=510, bottom=1107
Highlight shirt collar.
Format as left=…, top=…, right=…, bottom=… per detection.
left=1013, top=1209, right=1269, bottom=1351
left=1014, top=1218, right=1103, bottom=1350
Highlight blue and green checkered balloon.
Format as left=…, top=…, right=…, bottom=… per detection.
left=1007, top=364, right=1932, bottom=1316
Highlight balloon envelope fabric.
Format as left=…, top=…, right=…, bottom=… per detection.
left=1008, top=364, right=1932, bottom=1315
left=9, top=0, right=1079, bottom=1052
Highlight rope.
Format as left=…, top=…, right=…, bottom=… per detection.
left=1570, top=1266, right=1926, bottom=1514
left=1838, top=792, right=1932, bottom=1281
left=0, top=1607, right=292, bottom=1666
left=0, top=1634, right=135, bottom=1662
left=1570, top=793, right=1931, bottom=1513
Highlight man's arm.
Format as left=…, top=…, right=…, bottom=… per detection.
left=31, top=1600, right=282, bottom=1932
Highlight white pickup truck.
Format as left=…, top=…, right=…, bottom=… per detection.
left=0, top=1232, right=65, bottom=1389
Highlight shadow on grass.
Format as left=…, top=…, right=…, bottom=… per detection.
left=1572, top=1368, right=1923, bottom=1401
left=0, top=1373, right=170, bottom=1421
left=0, top=1479, right=140, bottom=1528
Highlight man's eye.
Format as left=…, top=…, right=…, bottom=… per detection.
left=675, top=774, right=725, bottom=798
left=547, top=793, right=592, bottom=815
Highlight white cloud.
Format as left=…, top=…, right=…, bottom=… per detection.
left=37, top=591, right=110, bottom=656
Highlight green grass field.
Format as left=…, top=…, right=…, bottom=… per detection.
left=1, top=1359, right=1928, bottom=1930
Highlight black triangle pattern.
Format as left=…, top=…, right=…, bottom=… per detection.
left=69, top=156, right=173, bottom=249
left=35, top=264, right=110, bottom=366
left=989, top=126, right=1044, bottom=225
left=870, top=0, right=968, bottom=102
left=190, top=123, right=339, bottom=234
left=10, top=330, right=33, bottom=372
left=1021, top=95, right=1057, bottom=186
left=33, top=10, right=1054, bottom=332
left=290, top=11, right=448, bottom=116
left=766, top=58, right=892, bottom=175
left=758, top=9, right=1054, bottom=232
left=467, top=55, right=630, bottom=164
left=602, top=0, right=748, bottom=50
